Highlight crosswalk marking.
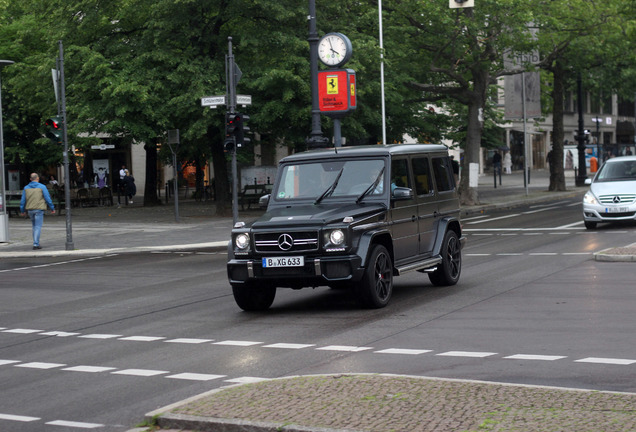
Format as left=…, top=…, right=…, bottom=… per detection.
left=45, top=420, right=104, bottom=429
left=166, top=373, right=225, bottom=381
left=111, top=369, right=168, bottom=377
left=437, top=351, right=497, bottom=358
left=0, top=413, right=40, bottom=422
left=15, top=362, right=66, bottom=369
left=504, top=354, right=567, bottom=361
left=375, top=348, right=432, bottom=355
left=575, top=357, right=636, bottom=365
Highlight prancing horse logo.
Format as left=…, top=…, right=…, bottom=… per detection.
left=278, top=234, right=294, bottom=251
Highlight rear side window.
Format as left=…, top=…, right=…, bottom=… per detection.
left=432, top=157, right=454, bottom=192
left=412, top=157, right=433, bottom=195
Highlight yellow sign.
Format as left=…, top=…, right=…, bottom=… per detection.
left=326, top=75, right=339, bottom=94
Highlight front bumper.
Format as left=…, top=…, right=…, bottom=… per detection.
left=228, top=254, right=365, bottom=288
left=583, top=204, right=636, bottom=223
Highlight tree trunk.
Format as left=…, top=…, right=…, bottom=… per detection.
left=549, top=61, right=567, bottom=191
left=459, top=74, right=489, bottom=206
left=210, top=126, right=231, bottom=214
left=143, top=140, right=161, bottom=205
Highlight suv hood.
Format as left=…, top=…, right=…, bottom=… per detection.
left=250, top=202, right=386, bottom=229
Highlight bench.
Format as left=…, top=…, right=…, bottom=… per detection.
left=238, top=184, right=269, bottom=210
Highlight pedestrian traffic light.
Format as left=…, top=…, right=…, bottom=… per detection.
left=45, top=116, right=63, bottom=145
left=233, top=112, right=250, bottom=148
left=226, top=112, right=238, bottom=137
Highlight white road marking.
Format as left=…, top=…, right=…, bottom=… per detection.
left=0, top=360, right=20, bottom=366
left=15, top=362, right=66, bottom=369
left=118, top=336, right=166, bottom=342
left=111, top=369, right=168, bottom=377
left=437, top=351, right=497, bottom=358
left=2, top=328, right=42, bottom=334
left=466, top=214, right=521, bottom=224
left=0, top=413, right=40, bottom=422
left=213, top=340, right=263, bottom=346
left=263, top=343, right=316, bottom=349
left=165, top=338, right=213, bottom=344
left=45, top=420, right=104, bottom=428
left=40, top=331, right=80, bottom=337
left=317, top=345, right=373, bottom=352
left=78, top=334, right=122, bottom=339
left=225, top=377, right=270, bottom=384
left=505, top=354, right=567, bottom=361
left=575, top=357, right=636, bottom=365
left=62, top=366, right=117, bottom=373
left=374, top=348, right=432, bottom=355
left=166, top=373, right=225, bottom=381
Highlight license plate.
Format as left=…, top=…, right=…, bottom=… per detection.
left=605, top=207, right=628, bottom=213
left=262, top=256, right=304, bottom=268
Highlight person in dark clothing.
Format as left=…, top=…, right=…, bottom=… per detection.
left=492, top=152, right=502, bottom=173
left=122, top=169, right=136, bottom=204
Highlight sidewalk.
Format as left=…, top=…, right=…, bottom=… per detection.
left=3, top=170, right=636, bottom=432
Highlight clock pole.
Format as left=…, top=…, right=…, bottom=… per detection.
left=307, top=0, right=328, bottom=149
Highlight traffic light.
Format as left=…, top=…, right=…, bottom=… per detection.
left=224, top=112, right=238, bottom=152
left=45, top=116, right=63, bottom=145
left=233, top=112, right=250, bottom=148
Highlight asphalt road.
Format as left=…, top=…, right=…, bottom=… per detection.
left=0, top=196, right=635, bottom=431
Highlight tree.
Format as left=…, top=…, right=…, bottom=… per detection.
left=381, top=0, right=537, bottom=205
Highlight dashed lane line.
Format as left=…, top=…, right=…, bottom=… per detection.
left=2, top=326, right=636, bottom=368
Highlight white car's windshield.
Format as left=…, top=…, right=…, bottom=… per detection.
left=596, top=160, right=636, bottom=182
left=274, top=159, right=386, bottom=201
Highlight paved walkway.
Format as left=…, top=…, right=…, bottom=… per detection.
left=3, top=170, right=636, bottom=432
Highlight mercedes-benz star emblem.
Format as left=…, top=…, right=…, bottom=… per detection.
left=278, top=234, right=294, bottom=251
left=613, top=196, right=621, bottom=204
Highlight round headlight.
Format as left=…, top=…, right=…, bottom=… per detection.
left=235, top=233, right=250, bottom=250
left=329, top=229, right=345, bottom=245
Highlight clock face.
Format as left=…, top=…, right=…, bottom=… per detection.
left=318, top=33, right=352, bottom=67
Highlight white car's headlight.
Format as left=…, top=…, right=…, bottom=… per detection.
left=235, top=233, right=250, bottom=250
left=583, top=191, right=599, bottom=205
left=329, top=229, right=345, bottom=246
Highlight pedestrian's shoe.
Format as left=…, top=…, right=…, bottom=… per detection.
left=33, top=246, right=42, bottom=250
left=129, top=200, right=133, bottom=204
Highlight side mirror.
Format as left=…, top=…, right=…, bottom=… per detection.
left=584, top=178, right=592, bottom=185
left=391, top=187, right=414, bottom=200
left=259, top=194, right=270, bottom=209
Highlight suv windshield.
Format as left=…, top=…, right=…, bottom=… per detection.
left=274, top=159, right=386, bottom=201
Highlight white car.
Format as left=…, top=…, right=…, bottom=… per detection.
left=583, top=155, right=636, bottom=229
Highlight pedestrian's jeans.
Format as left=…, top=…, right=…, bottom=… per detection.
left=27, top=209, right=44, bottom=247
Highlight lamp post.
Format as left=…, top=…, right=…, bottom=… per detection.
left=575, top=74, right=587, bottom=187
left=0, top=59, right=15, bottom=243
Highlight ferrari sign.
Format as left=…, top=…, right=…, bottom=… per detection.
left=318, top=69, right=356, bottom=117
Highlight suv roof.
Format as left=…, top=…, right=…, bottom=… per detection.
left=280, top=144, right=450, bottom=163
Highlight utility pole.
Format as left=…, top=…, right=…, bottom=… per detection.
left=227, top=37, right=239, bottom=225
left=575, top=74, right=587, bottom=186
left=58, top=41, right=74, bottom=250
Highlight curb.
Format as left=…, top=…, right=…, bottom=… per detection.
left=139, top=373, right=636, bottom=432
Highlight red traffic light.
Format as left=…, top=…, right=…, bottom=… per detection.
left=45, top=118, right=61, bottom=129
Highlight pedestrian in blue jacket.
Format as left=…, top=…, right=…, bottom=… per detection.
left=20, top=173, right=56, bottom=249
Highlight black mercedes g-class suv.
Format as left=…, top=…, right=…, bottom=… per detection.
left=227, top=144, right=465, bottom=310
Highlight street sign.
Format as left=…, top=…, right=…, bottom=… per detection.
left=91, top=144, right=115, bottom=150
left=201, top=95, right=226, bottom=107
left=236, top=94, right=252, bottom=105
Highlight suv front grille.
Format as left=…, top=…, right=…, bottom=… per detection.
left=254, top=231, right=319, bottom=253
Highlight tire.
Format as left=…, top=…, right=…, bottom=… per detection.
left=584, top=220, right=597, bottom=230
left=429, top=230, right=461, bottom=286
left=356, top=245, right=393, bottom=308
left=232, top=282, right=276, bottom=311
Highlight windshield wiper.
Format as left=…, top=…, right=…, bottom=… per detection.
left=356, top=167, right=385, bottom=204
left=314, top=168, right=344, bottom=204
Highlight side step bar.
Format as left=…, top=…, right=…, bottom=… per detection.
left=394, top=257, right=442, bottom=276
